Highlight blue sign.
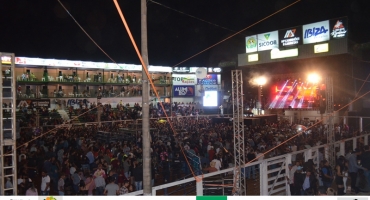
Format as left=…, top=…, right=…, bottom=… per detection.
left=197, top=74, right=218, bottom=85
left=173, top=85, right=195, bottom=97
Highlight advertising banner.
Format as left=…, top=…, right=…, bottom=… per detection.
left=16, top=99, right=51, bottom=108
left=330, top=18, right=347, bottom=39
left=303, top=20, right=330, bottom=44
left=257, top=31, right=279, bottom=51
left=173, top=67, right=190, bottom=73
left=172, top=74, right=196, bottom=85
left=173, top=85, right=195, bottom=97
left=197, top=74, right=218, bottom=85
left=279, top=26, right=302, bottom=47
left=245, top=35, right=258, bottom=53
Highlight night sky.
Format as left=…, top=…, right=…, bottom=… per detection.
left=1, top=0, right=370, bottom=67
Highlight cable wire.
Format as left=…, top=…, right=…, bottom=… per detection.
left=149, top=0, right=241, bottom=35
left=171, top=0, right=301, bottom=68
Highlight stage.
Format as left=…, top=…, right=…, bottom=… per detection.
left=212, top=114, right=278, bottom=126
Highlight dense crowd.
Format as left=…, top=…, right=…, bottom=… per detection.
left=13, top=102, right=370, bottom=196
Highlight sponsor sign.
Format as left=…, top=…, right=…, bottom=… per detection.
left=1, top=56, right=12, bottom=64
left=330, top=18, right=347, bottom=39
left=172, top=74, right=196, bottom=85
left=203, top=85, right=219, bottom=91
left=303, top=20, right=330, bottom=44
left=257, top=31, right=279, bottom=51
left=245, top=35, right=258, bottom=53
left=173, top=85, right=195, bottom=97
left=66, top=99, right=90, bottom=107
left=197, top=74, right=218, bottom=85
left=279, top=26, right=302, bottom=46
left=173, top=67, right=190, bottom=73
left=16, top=99, right=51, bottom=108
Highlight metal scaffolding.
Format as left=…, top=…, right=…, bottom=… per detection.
left=231, top=70, right=246, bottom=195
left=0, top=52, right=17, bottom=195
left=325, top=76, right=335, bottom=167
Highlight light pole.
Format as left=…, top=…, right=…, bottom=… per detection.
left=255, top=77, right=266, bottom=115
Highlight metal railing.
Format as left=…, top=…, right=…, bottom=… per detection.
left=123, top=132, right=370, bottom=196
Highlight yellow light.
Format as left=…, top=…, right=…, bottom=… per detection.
left=248, top=54, right=259, bottom=62
left=314, top=43, right=329, bottom=53
left=307, top=73, right=321, bottom=84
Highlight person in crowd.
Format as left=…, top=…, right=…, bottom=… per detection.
left=132, top=160, right=143, bottom=190
left=40, top=171, right=50, bottom=195
left=286, top=163, right=296, bottom=195
left=320, top=160, right=334, bottom=191
left=26, top=182, right=38, bottom=196
left=361, top=145, right=370, bottom=185
left=348, top=148, right=368, bottom=194
left=58, top=173, right=66, bottom=196
left=301, top=170, right=316, bottom=195
left=335, top=156, right=346, bottom=195
left=104, top=177, right=119, bottom=196
left=94, top=173, right=106, bottom=195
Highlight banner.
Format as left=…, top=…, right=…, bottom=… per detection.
left=172, top=74, right=196, bottom=85
left=173, top=85, right=195, bottom=97
left=303, top=20, right=330, bottom=44
left=279, top=26, right=302, bottom=47
left=257, top=31, right=279, bottom=51
left=330, top=17, right=347, bottom=39
left=245, top=35, right=258, bottom=53
left=197, top=74, right=217, bottom=85
left=16, top=99, right=51, bottom=108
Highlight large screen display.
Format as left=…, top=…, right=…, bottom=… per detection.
left=203, top=91, right=218, bottom=107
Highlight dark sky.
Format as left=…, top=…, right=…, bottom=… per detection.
left=1, top=0, right=370, bottom=67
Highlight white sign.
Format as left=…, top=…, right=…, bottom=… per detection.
left=248, top=54, right=259, bottom=62
left=314, top=43, right=329, bottom=53
left=303, top=20, right=330, bottom=44
left=172, top=74, right=196, bottom=85
left=271, top=48, right=298, bottom=59
left=257, top=31, right=279, bottom=51
left=245, top=35, right=258, bottom=53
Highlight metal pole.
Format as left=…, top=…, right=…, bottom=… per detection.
left=141, top=0, right=152, bottom=195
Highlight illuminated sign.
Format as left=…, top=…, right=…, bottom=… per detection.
left=330, top=18, right=347, bottom=39
left=303, top=20, right=330, bottom=44
left=314, top=43, right=329, bottom=53
left=173, top=67, right=190, bottom=73
left=1, top=56, right=12, bottom=64
left=197, top=74, right=217, bottom=85
left=173, top=85, right=195, bottom=97
left=245, top=35, right=258, bottom=53
left=248, top=54, right=259, bottom=62
left=172, top=74, right=196, bottom=85
left=257, top=31, right=279, bottom=51
left=279, top=26, right=302, bottom=46
left=270, top=48, right=298, bottom=59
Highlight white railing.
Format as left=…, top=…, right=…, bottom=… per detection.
left=124, top=132, right=370, bottom=196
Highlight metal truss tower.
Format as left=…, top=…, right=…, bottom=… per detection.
left=326, top=76, right=335, bottom=167
left=231, top=70, right=246, bottom=195
left=0, top=52, right=17, bottom=195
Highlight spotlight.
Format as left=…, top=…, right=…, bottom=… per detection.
left=307, top=73, right=321, bottom=84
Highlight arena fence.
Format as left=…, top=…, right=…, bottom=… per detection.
left=122, top=132, right=370, bottom=196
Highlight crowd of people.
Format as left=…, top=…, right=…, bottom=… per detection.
left=13, top=102, right=370, bottom=196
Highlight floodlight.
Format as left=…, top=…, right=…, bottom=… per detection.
left=255, top=76, right=267, bottom=86
left=307, top=73, right=321, bottom=84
